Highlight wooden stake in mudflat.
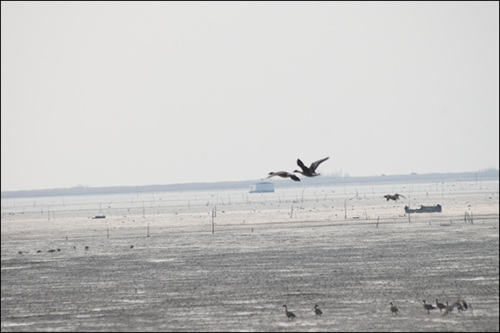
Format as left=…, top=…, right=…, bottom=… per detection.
left=212, top=206, right=216, bottom=234
left=344, top=199, right=347, bottom=219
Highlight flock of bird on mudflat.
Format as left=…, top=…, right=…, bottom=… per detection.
left=283, top=299, right=471, bottom=321
left=395, top=299, right=472, bottom=316
left=270, top=158, right=472, bottom=320
left=19, top=157, right=475, bottom=322
left=282, top=304, right=322, bottom=321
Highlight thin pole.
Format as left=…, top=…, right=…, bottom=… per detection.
left=344, top=199, right=347, bottom=219
left=212, top=207, right=215, bottom=234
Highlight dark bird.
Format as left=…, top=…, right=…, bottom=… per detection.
left=444, top=300, right=461, bottom=315
left=390, top=302, right=399, bottom=315
left=266, top=171, right=300, bottom=182
left=283, top=305, right=296, bottom=320
left=294, top=157, right=329, bottom=177
left=462, top=300, right=469, bottom=311
left=314, top=304, right=323, bottom=317
left=422, top=300, right=437, bottom=314
left=444, top=300, right=470, bottom=315
left=436, top=299, right=446, bottom=313
left=384, top=193, right=406, bottom=201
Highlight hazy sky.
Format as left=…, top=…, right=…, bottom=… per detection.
left=1, top=2, right=499, bottom=191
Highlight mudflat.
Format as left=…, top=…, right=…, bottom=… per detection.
left=2, top=180, right=498, bottom=331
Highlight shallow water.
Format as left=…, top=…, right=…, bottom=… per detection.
left=2, top=180, right=499, bottom=331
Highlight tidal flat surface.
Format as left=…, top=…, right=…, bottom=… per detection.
left=2, top=180, right=499, bottom=331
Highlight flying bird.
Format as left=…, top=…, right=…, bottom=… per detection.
left=266, top=171, right=300, bottom=182
left=384, top=193, right=406, bottom=201
left=283, top=305, right=296, bottom=320
left=294, top=157, right=329, bottom=177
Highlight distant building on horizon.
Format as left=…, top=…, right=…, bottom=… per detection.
left=249, top=182, right=275, bottom=193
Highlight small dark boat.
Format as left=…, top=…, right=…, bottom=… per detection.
left=405, top=205, right=442, bottom=214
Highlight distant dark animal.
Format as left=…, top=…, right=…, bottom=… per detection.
left=57, top=248, right=61, bottom=252
left=266, top=171, right=300, bottom=182
left=48, top=249, right=56, bottom=253
left=384, top=193, right=406, bottom=201
left=314, top=304, right=323, bottom=317
left=36, top=250, right=42, bottom=253
left=283, top=305, right=296, bottom=320
left=18, top=251, right=23, bottom=255
left=130, top=245, right=134, bottom=249
left=422, top=300, right=437, bottom=314
left=294, top=157, right=329, bottom=177
left=444, top=300, right=470, bottom=315
left=436, top=299, right=446, bottom=313
left=85, top=246, right=90, bottom=251
left=390, top=302, right=399, bottom=315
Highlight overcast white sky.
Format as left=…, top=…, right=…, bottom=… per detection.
left=1, top=2, right=499, bottom=191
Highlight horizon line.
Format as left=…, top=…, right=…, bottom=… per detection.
left=2, top=169, right=498, bottom=196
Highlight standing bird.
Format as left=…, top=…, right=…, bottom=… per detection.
left=283, top=305, right=296, bottom=320
left=314, top=304, right=323, bottom=317
left=294, top=157, right=329, bottom=177
left=444, top=299, right=470, bottom=315
left=384, top=193, right=406, bottom=201
left=266, top=171, right=300, bottom=182
left=443, top=300, right=463, bottom=315
left=422, top=300, right=437, bottom=314
left=436, top=299, right=446, bottom=313
left=461, top=300, right=469, bottom=312
left=390, top=302, right=399, bottom=315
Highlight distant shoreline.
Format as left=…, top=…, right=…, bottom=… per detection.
left=1, top=169, right=498, bottom=199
